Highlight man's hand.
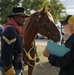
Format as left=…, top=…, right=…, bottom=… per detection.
left=43, top=48, right=50, bottom=57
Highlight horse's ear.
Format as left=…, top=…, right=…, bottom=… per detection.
left=41, top=6, right=46, bottom=12
left=47, top=8, right=51, bottom=12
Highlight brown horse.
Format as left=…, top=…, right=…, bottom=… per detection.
left=22, top=7, right=61, bottom=75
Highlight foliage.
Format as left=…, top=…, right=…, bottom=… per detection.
left=0, top=0, right=67, bottom=24
left=48, top=0, right=67, bottom=23
left=0, top=0, right=20, bottom=23
left=20, top=0, right=68, bottom=23
left=22, top=0, right=50, bottom=14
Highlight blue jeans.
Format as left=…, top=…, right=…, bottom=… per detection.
left=0, top=66, right=22, bottom=75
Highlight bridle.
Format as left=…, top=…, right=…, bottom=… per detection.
left=36, top=13, right=57, bottom=42
left=23, top=12, right=58, bottom=68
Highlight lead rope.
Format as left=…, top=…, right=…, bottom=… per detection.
left=34, top=42, right=49, bottom=69
left=23, top=46, right=36, bottom=68
left=36, top=50, right=49, bottom=68
left=21, top=47, right=36, bottom=75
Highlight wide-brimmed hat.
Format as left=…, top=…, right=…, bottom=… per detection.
left=60, top=15, right=74, bottom=25
left=8, top=7, right=29, bottom=17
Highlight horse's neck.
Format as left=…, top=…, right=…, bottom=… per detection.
left=24, top=23, right=37, bottom=50
left=24, top=40, right=34, bottom=50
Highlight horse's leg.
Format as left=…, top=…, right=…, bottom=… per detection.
left=28, top=60, right=35, bottom=75
left=36, top=50, right=40, bottom=62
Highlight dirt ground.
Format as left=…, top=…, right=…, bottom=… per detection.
left=22, top=62, right=60, bottom=75
left=22, top=44, right=60, bottom=75
left=0, top=44, right=60, bottom=75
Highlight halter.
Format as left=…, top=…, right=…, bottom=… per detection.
left=36, top=13, right=57, bottom=42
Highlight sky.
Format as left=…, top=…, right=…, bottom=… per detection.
left=60, top=0, right=74, bottom=15
left=30, top=0, right=74, bottom=15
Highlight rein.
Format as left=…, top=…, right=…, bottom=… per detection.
left=24, top=46, right=36, bottom=61
left=23, top=12, right=58, bottom=68
left=23, top=46, right=36, bottom=68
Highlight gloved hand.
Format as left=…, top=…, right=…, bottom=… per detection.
left=5, top=66, right=15, bottom=75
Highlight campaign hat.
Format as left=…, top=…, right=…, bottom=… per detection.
left=8, top=7, right=29, bottom=17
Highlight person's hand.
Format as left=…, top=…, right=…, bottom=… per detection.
left=43, top=47, right=50, bottom=57
left=4, top=66, right=15, bottom=75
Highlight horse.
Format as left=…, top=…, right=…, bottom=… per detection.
left=22, top=7, right=61, bottom=75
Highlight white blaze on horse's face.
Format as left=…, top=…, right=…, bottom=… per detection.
left=48, top=12, right=54, bottom=23
left=38, top=15, right=41, bottom=18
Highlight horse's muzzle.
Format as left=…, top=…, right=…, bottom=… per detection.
left=51, top=35, right=60, bottom=43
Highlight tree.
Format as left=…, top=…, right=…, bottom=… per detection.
left=22, top=0, right=50, bottom=14
left=22, top=0, right=67, bottom=23
left=48, top=0, right=67, bottom=23
left=0, top=0, right=67, bottom=24
left=0, top=0, right=21, bottom=24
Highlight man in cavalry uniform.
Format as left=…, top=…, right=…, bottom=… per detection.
left=0, top=7, right=29, bottom=75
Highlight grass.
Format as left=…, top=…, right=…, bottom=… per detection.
left=22, top=44, right=60, bottom=75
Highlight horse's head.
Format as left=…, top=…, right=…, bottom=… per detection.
left=29, top=7, right=61, bottom=42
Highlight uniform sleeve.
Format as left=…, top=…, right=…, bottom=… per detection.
left=1, top=28, right=17, bottom=68
left=48, top=40, right=74, bottom=68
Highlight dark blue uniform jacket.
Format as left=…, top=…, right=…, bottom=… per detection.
left=48, top=34, right=74, bottom=75
left=0, top=26, right=23, bottom=69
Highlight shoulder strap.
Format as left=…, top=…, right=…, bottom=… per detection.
left=3, top=25, right=14, bottom=32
